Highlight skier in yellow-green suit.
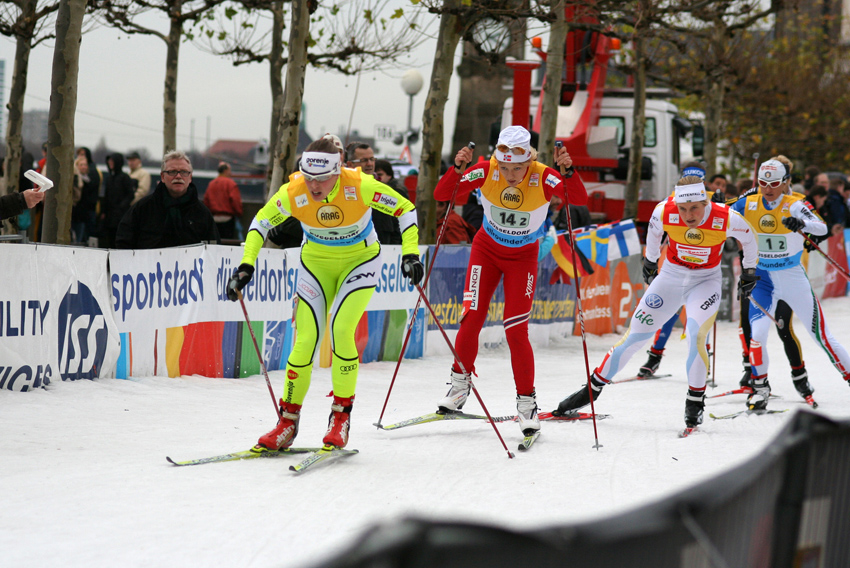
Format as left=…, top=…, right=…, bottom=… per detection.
left=226, top=137, right=422, bottom=450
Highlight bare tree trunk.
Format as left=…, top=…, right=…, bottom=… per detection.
left=703, top=74, right=725, bottom=179
left=266, top=0, right=285, bottom=189
left=269, top=0, right=309, bottom=198
left=42, top=0, right=87, bottom=244
left=537, top=0, right=567, bottom=167
left=416, top=0, right=462, bottom=244
left=624, top=35, right=647, bottom=221
left=163, top=2, right=184, bottom=153
left=2, top=0, right=36, bottom=204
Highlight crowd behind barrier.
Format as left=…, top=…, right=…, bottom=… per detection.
left=2, top=230, right=849, bottom=392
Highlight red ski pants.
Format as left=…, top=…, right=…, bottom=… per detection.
left=452, top=231, right=538, bottom=396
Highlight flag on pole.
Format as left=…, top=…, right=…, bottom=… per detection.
left=607, top=219, right=642, bottom=261
left=574, top=225, right=610, bottom=267
left=551, top=232, right=594, bottom=278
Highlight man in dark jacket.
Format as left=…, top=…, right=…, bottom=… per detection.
left=115, top=150, right=220, bottom=249
left=0, top=187, right=45, bottom=221
left=99, top=153, right=135, bottom=248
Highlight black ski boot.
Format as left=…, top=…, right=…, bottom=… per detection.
left=791, top=367, right=817, bottom=408
left=684, top=388, right=705, bottom=428
left=553, top=374, right=605, bottom=415
left=637, top=348, right=664, bottom=378
left=747, top=378, right=771, bottom=411
left=739, top=360, right=753, bottom=389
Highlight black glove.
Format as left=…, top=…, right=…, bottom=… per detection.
left=782, top=216, right=805, bottom=232
left=401, top=254, right=424, bottom=285
left=226, top=263, right=255, bottom=301
left=803, top=234, right=822, bottom=252
left=642, top=258, right=658, bottom=285
left=711, top=190, right=725, bottom=203
left=738, top=268, right=759, bottom=300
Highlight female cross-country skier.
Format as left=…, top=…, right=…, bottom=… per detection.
left=432, top=125, right=588, bottom=436
left=227, top=137, right=422, bottom=450
left=554, top=176, right=759, bottom=432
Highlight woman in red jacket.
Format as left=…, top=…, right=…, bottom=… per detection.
left=433, top=125, right=588, bottom=435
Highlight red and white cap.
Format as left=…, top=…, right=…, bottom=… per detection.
left=494, top=125, right=532, bottom=163
left=758, top=159, right=788, bottom=181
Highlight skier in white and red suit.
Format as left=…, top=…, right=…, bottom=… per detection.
left=432, top=125, right=587, bottom=435
left=554, top=176, right=760, bottom=431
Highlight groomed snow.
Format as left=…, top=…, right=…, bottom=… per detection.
left=3, top=297, right=850, bottom=568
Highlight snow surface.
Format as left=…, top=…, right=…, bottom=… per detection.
left=3, top=296, right=850, bottom=568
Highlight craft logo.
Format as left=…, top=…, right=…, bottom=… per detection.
left=58, top=281, right=110, bottom=382
left=700, top=293, right=719, bottom=311
left=644, top=293, right=664, bottom=309
left=499, top=187, right=523, bottom=210
left=759, top=214, right=778, bottom=233
left=317, top=205, right=343, bottom=227
left=684, top=228, right=705, bottom=245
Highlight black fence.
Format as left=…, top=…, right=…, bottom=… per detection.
left=313, top=409, right=849, bottom=568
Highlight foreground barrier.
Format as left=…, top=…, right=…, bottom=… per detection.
left=312, top=409, right=849, bottom=568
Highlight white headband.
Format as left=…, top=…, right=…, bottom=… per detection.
left=301, top=152, right=341, bottom=175
left=674, top=182, right=707, bottom=203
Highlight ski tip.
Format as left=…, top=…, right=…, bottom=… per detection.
left=166, top=456, right=177, bottom=465
left=679, top=427, right=697, bottom=438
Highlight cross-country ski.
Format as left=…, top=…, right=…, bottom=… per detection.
left=166, top=446, right=320, bottom=467
left=289, top=446, right=359, bottom=474
left=709, top=409, right=789, bottom=420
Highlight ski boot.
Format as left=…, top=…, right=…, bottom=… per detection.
left=257, top=401, right=301, bottom=450
left=791, top=367, right=817, bottom=408
left=553, top=373, right=606, bottom=415
left=323, top=395, right=354, bottom=448
left=516, top=392, right=540, bottom=435
left=747, top=378, right=771, bottom=411
left=437, top=370, right=471, bottom=412
left=684, top=388, right=705, bottom=428
left=739, top=362, right=753, bottom=389
left=637, top=348, right=664, bottom=378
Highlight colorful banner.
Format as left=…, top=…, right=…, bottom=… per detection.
left=1, top=245, right=120, bottom=391
left=823, top=232, right=850, bottom=299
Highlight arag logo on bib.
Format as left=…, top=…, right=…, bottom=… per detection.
left=317, top=205, right=343, bottom=227
left=499, top=187, right=523, bottom=210
left=758, top=214, right=778, bottom=233
left=684, top=228, right=705, bottom=245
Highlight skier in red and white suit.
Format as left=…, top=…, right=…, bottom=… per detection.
left=433, top=125, right=587, bottom=435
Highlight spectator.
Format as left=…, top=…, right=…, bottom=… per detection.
left=737, top=178, right=753, bottom=196
left=127, top=151, right=151, bottom=205
left=708, top=174, right=727, bottom=201
left=824, top=177, right=848, bottom=232
left=372, top=159, right=409, bottom=245
left=462, top=190, right=484, bottom=234
left=203, top=162, right=243, bottom=240
left=0, top=162, right=44, bottom=221
left=345, top=141, right=376, bottom=175
left=37, top=142, right=47, bottom=173
left=813, top=172, right=830, bottom=191
left=724, top=182, right=740, bottom=200
left=803, top=165, right=820, bottom=192
left=70, top=155, right=99, bottom=244
left=436, top=200, right=475, bottom=244
left=115, top=150, right=219, bottom=249
left=74, top=147, right=101, bottom=244
left=99, top=153, right=135, bottom=248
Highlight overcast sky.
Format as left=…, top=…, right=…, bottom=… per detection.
left=0, top=2, right=471, bottom=163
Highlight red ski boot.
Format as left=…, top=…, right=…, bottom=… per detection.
left=323, top=395, right=354, bottom=448
left=257, top=401, right=301, bottom=450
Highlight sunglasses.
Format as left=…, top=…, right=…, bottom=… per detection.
left=301, top=171, right=336, bottom=182
left=496, top=144, right=527, bottom=155
left=758, top=178, right=785, bottom=189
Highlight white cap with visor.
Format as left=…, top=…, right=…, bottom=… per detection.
left=494, top=125, right=532, bottom=163
left=301, top=152, right=341, bottom=181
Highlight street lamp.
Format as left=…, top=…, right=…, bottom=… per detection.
left=397, top=69, right=423, bottom=163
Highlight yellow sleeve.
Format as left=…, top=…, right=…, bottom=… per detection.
left=359, top=176, right=419, bottom=255
left=240, top=182, right=294, bottom=267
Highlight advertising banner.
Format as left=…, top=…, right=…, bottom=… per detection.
left=1, top=245, right=120, bottom=391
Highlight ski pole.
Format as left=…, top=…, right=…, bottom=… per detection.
left=376, top=142, right=476, bottom=428
left=237, top=290, right=282, bottom=420
left=798, top=231, right=850, bottom=282
left=413, top=283, right=515, bottom=459
left=555, top=141, right=602, bottom=450
left=749, top=296, right=783, bottom=330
